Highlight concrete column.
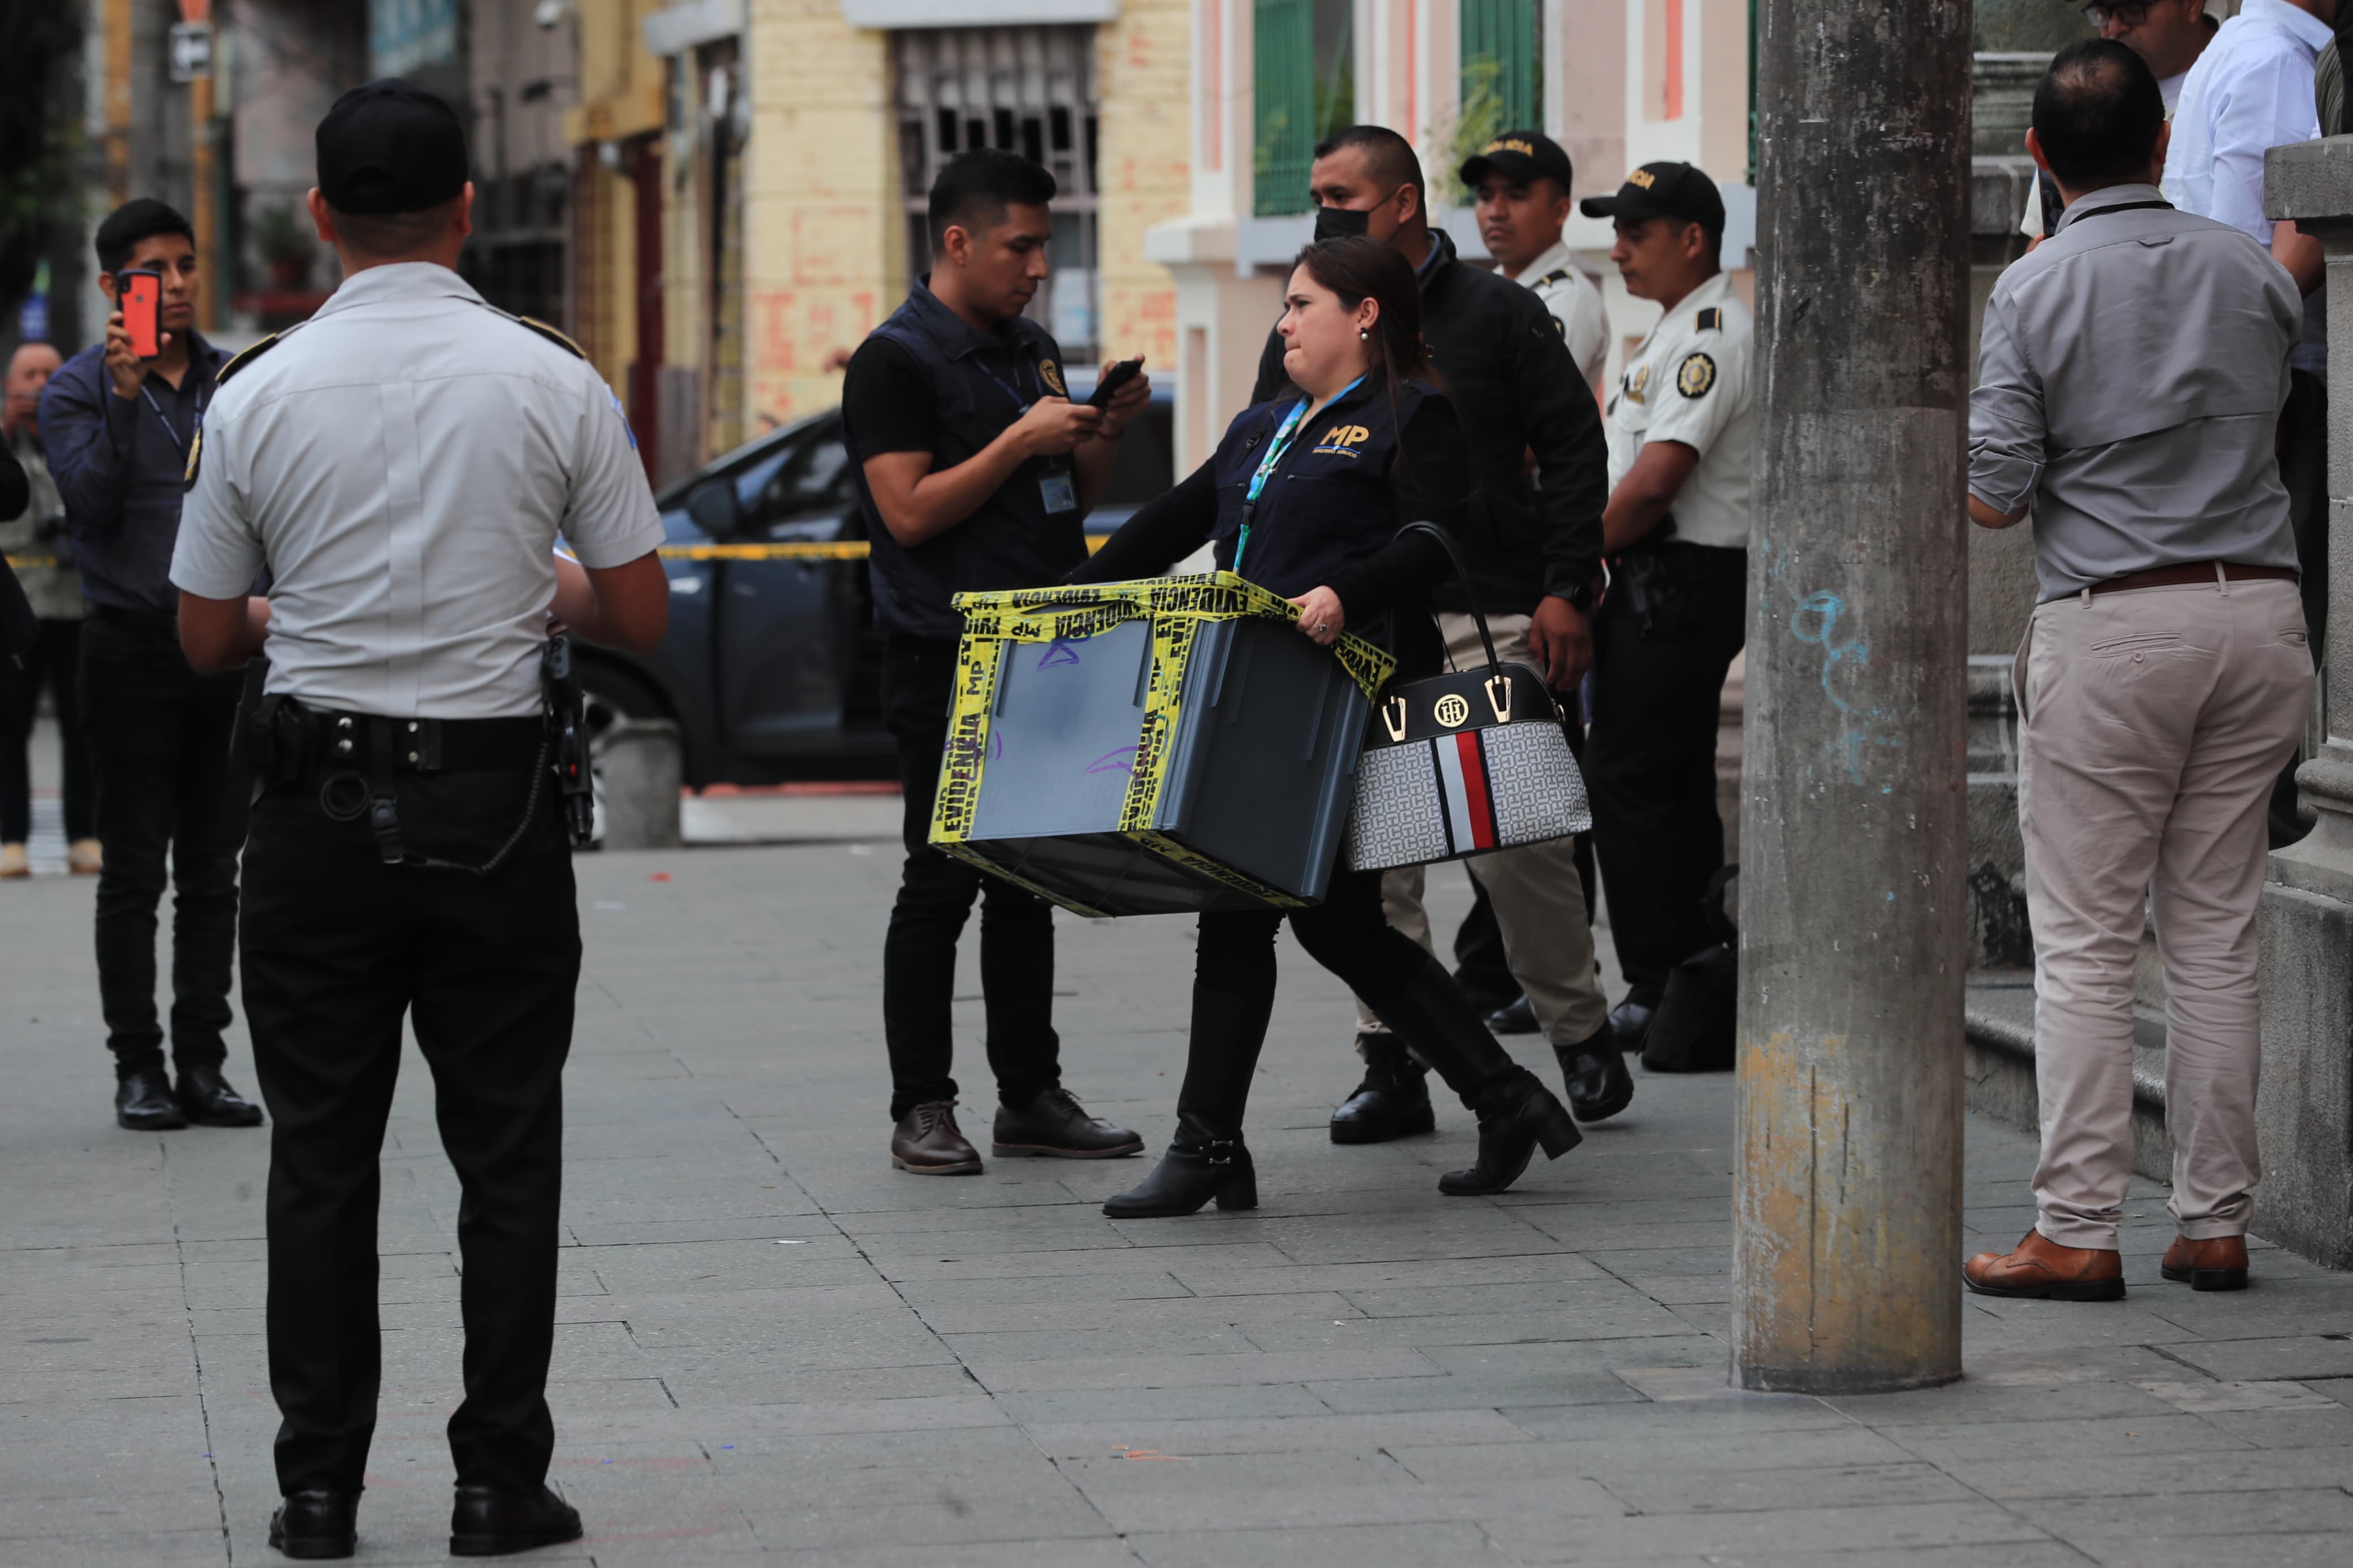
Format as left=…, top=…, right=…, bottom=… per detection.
left=1732, top=0, right=1972, bottom=1393
left=2259, top=138, right=2353, bottom=1269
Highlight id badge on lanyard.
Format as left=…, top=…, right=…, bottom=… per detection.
left=976, top=354, right=1079, bottom=515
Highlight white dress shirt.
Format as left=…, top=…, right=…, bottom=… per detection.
left=173, top=264, right=665, bottom=718
left=2162, top=0, right=2329, bottom=370
left=1509, top=238, right=1610, bottom=387
left=1603, top=271, right=1753, bottom=551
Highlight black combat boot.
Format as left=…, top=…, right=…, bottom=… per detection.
left=1554, top=1025, right=1635, bottom=1123
left=1367, top=955, right=1581, bottom=1196
left=1328, top=1032, right=1436, bottom=1143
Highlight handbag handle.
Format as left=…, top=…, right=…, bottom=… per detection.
left=1391, top=520, right=1501, bottom=676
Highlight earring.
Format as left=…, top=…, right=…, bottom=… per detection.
left=1359, top=327, right=1369, bottom=341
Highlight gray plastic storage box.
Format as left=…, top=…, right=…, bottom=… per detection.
left=928, top=574, right=1396, bottom=918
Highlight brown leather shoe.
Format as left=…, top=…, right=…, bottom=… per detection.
left=1963, top=1229, right=2125, bottom=1301
left=890, top=1100, right=981, bottom=1174
left=992, top=1087, right=1144, bottom=1159
left=2162, top=1234, right=2249, bottom=1291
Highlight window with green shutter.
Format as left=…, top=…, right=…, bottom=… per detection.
left=1460, top=0, right=1540, bottom=161
left=1255, top=0, right=1353, bottom=216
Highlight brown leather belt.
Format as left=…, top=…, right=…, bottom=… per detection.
left=2089, top=561, right=2298, bottom=595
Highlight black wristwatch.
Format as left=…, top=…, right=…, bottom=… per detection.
left=1558, top=574, right=1601, bottom=615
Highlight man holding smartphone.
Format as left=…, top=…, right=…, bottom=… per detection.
left=845, top=146, right=1150, bottom=1177
left=38, top=199, right=259, bottom=1134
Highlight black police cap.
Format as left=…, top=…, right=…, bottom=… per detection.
left=1459, top=131, right=1576, bottom=194
left=1579, top=161, right=1726, bottom=231
left=317, top=79, right=468, bottom=215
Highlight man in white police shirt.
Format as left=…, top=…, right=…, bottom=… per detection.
left=170, top=80, right=669, bottom=1561
left=1581, top=161, right=1755, bottom=1059
left=1463, top=130, right=1611, bottom=392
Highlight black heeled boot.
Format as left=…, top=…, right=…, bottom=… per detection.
left=1102, top=1114, right=1259, bottom=1217
left=1367, top=956, right=1581, bottom=1196
left=1105, top=983, right=1272, bottom=1218
left=1441, top=1067, right=1582, bottom=1195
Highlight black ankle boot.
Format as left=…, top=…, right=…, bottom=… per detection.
left=1554, top=1026, right=1635, bottom=1123
left=1440, top=1067, right=1581, bottom=1195
left=1329, top=1033, right=1436, bottom=1143
left=1103, top=1125, right=1257, bottom=1217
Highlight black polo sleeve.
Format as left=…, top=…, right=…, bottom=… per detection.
left=841, top=338, right=937, bottom=460
left=1507, top=292, right=1608, bottom=599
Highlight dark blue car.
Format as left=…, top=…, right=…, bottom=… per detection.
left=574, top=378, right=1176, bottom=785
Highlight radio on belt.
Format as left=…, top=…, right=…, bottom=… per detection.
left=927, top=572, right=1395, bottom=918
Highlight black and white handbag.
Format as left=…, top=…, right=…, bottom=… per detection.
left=1343, top=522, right=1593, bottom=872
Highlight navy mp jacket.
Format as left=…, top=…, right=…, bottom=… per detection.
left=1073, top=375, right=1471, bottom=680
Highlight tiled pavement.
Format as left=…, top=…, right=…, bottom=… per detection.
left=3, top=841, right=2351, bottom=1566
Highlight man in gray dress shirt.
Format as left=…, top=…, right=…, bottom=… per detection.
left=1964, top=40, right=2311, bottom=1302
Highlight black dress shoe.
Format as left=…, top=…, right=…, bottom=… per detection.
left=1608, top=998, right=1657, bottom=1054
left=992, top=1086, right=1144, bottom=1159
left=176, top=1064, right=265, bottom=1127
left=269, top=1489, right=357, bottom=1560
left=450, top=1484, right=583, bottom=1557
left=115, top=1066, right=187, bottom=1131
left=1438, top=1068, right=1581, bottom=1196
left=1484, top=995, right=1540, bottom=1035
left=1328, top=1034, right=1435, bottom=1144
left=1555, top=1026, right=1636, bottom=1123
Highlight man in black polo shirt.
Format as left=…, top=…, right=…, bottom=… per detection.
left=38, top=199, right=262, bottom=1134
left=844, top=148, right=1150, bottom=1175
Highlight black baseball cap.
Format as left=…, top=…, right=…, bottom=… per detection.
left=316, top=79, right=468, bottom=215
left=1579, top=161, right=1725, bottom=231
left=1459, top=130, right=1575, bottom=192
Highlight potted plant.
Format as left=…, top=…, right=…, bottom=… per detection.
left=253, top=202, right=309, bottom=290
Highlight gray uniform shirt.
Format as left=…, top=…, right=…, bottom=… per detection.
left=1968, top=183, right=2302, bottom=603
left=172, top=264, right=664, bottom=718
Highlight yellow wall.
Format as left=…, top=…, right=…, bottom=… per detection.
left=1095, top=0, right=1193, bottom=373
left=741, top=0, right=898, bottom=429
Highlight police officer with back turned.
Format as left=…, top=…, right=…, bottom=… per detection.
left=171, top=81, right=669, bottom=1560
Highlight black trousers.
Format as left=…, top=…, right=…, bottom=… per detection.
left=1585, top=546, right=1748, bottom=1004
left=79, top=612, right=248, bottom=1073
left=1184, top=866, right=1514, bottom=1131
left=0, top=616, right=93, bottom=843
left=880, top=635, right=1060, bottom=1121
left=241, top=766, right=578, bottom=1498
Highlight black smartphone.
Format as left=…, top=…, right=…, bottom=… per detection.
left=1088, top=357, right=1144, bottom=409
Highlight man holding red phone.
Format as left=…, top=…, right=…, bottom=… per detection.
left=37, top=198, right=259, bottom=1134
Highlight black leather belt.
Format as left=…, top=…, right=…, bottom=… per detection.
left=294, top=705, right=545, bottom=774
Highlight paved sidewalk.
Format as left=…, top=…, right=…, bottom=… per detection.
left=3, top=843, right=2351, bottom=1567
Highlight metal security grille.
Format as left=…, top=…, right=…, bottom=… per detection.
left=893, top=26, right=1100, bottom=360
left=1255, top=0, right=1314, bottom=216
left=1460, top=0, right=1540, bottom=136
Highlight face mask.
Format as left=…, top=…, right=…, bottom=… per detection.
left=1313, top=204, right=1374, bottom=242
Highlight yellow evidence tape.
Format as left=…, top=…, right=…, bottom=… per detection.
left=656, top=535, right=1113, bottom=563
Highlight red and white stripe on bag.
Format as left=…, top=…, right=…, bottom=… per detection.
left=1430, top=731, right=1498, bottom=854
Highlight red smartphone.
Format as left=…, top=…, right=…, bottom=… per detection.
left=120, top=269, right=162, bottom=358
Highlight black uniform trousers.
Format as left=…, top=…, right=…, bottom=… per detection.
left=79, top=609, right=247, bottom=1074
left=880, top=634, right=1060, bottom=1121
left=1585, top=545, right=1748, bottom=1004
left=0, top=616, right=94, bottom=844
left=241, top=763, right=578, bottom=1498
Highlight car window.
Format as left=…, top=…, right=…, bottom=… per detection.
left=740, top=420, right=852, bottom=529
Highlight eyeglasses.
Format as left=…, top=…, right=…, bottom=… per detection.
left=2082, top=2, right=2156, bottom=27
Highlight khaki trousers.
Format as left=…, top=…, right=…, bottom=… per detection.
left=2017, top=575, right=2311, bottom=1249
left=1356, top=612, right=1610, bottom=1049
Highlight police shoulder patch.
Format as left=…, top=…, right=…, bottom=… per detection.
left=182, top=426, right=203, bottom=493
left=1695, top=306, right=1723, bottom=332
left=215, top=332, right=282, bottom=386
left=1675, top=352, right=1717, bottom=399
left=518, top=316, right=585, bottom=358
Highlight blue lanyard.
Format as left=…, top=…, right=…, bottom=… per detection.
left=139, top=378, right=206, bottom=457
left=1235, top=376, right=1363, bottom=573
left=972, top=354, right=1039, bottom=414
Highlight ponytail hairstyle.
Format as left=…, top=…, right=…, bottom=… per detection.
left=1291, top=235, right=1436, bottom=403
